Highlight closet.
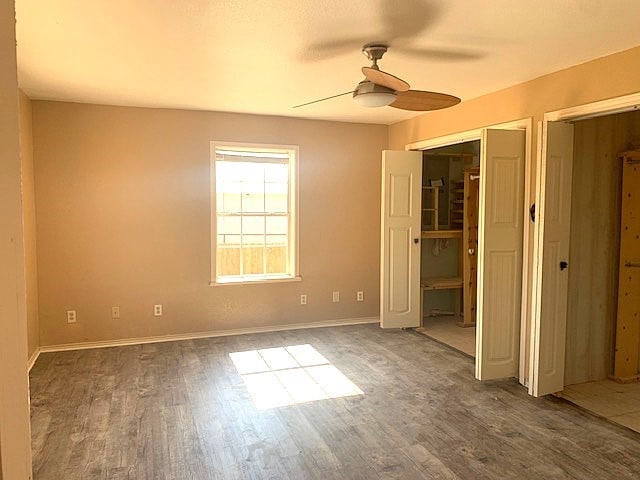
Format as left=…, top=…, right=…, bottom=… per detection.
left=551, top=110, right=640, bottom=431
left=380, top=127, right=527, bottom=382
left=415, top=142, right=480, bottom=356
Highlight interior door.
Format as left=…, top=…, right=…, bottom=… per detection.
left=529, top=121, right=574, bottom=397
left=380, top=150, right=422, bottom=328
left=476, top=129, right=526, bottom=380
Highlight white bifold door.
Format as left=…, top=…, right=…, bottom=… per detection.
left=380, top=129, right=526, bottom=382
left=476, top=129, right=527, bottom=380
left=529, top=121, right=574, bottom=397
left=380, top=150, right=422, bottom=329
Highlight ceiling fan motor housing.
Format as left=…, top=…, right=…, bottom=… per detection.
left=353, top=80, right=397, bottom=107
left=362, top=44, right=388, bottom=69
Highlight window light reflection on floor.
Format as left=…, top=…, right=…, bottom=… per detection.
left=229, top=344, right=364, bottom=410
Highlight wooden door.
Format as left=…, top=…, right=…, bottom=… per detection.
left=529, top=121, right=574, bottom=397
left=476, top=129, right=526, bottom=380
left=380, top=150, right=422, bottom=328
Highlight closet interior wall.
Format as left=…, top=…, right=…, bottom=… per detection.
left=565, top=110, right=640, bottom=385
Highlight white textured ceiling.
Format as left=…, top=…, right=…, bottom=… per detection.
left=15, top=0, right=640, bottom=125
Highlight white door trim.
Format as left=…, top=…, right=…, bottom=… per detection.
left=404, top=118, right=533, bottom=386
left=544, top=92, right=640, bottom=122
left=405, top=119, right=531, bottom=151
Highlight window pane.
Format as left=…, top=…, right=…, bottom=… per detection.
left=218, top=191, right=241, bottom=213
left=266, top=246, right=286, bottom=274
left=265, top=183, right=288, bottom=213
left=242, top=191, right=265, bottom=212
left=217, top=246, right=241, bottom=276
left=242, top=216, right=265, bottom=235
left=220, top=234, right=240, bottom=245
left=218, top=216, right=241, bottom=235
left=264, top=163, right=288, bottom=183
left=266, top=234, right=287, bottom=245
left=266, top=216, right=288, bottom=235
left=243, top=245, right=265, bottom=275
left=242, top=234, right=264, bottom=246
left=217, top=161, right=249, bottom=182
left=239, top=162, right=266, bottom=183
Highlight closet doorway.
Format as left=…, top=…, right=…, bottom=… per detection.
left=380, top=120, right=532, bottom=383
left=415, top=141, right=480, bottom=358
left=531, top=102, right=640, bottom=431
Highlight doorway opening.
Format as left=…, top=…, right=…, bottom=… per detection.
left=529, top=91, right=640, bottom=423
left=415, top=141, right=480, bottom=358
left=552, top=110, right=640, bottom=433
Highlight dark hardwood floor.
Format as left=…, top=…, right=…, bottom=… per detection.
left=30, top=324, right=640, bottom=479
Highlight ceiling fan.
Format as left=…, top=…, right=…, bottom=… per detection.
left=293, top=43, right=461, bottom=111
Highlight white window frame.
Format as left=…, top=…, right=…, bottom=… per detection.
left=210, top=141, right=300, bottom=285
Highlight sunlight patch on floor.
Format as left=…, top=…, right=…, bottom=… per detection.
left=229, top=344, right=363, bottom=410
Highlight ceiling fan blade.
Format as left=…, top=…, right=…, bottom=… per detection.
left=399, top=46, right=484, bottom=61
left=302, top=0, right=441, bottom=62
left=301, top=36, right=371, bottom=61
left=293, top=90, right=355, bottom=109
left=380, top=0, right=442, bottom=41
left=390, top=90, right=461, bottom=111
left=362, top=67, right=410, bottom=92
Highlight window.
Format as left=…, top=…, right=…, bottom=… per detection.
left=211, top=142, right=298, bottom=284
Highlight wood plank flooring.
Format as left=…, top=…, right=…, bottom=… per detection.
left=30, top=324, right=640, bottom=479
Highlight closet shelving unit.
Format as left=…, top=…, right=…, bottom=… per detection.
left=613, top=149, right=640, bottom=383
left=450, top=180, right=465, bottom=230
left=419, top=160, right=465, bottom=324
left=419, top=153, right=479, bottom=328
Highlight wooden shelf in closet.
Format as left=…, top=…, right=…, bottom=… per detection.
left=420, top=276, right=463, bottom=290
left=420, top=277, right=464, bottom=322
left=422, top=229, right=462, bottom=239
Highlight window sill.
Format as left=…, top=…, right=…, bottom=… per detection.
left=210, top=275, right=302, bottom=286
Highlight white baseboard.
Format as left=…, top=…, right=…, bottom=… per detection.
left=28, top=348, right=41, bottom=372
left=38, top=316, right=380, bottom=354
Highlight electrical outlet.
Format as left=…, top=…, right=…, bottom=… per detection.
left=300, top=294, right=307, bottom=305
left=357, top=291, right=364, bottom=302
left=332, top=291, right=340, bottom=303
left=154, top=304, right=163, bottom=316
left=111, top=306, right=120, bottom=319
left=66, top=310, right=77, bottom=323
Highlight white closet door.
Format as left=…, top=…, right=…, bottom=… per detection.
left=476, top=129, right=526, bottom=380
left=380, top=150, right=422, bottom=328
left=529, top=121, right=574, bottom=397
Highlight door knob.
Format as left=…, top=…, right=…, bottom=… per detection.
left=560, top=261, right=568, bottom=271
left=413, top=238, right=420, bottom=244
left=468, top=248, right=475, bottom=255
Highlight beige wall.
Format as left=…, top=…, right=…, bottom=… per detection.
left=389, top=46, right=640, bottom=150
left=0, top=0, right=34, bottom=477
left=32, top=102, right=387, bottom=346
left=19, top=90, right=39, bottom=360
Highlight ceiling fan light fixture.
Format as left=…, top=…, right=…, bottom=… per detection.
left=353, top=81, right=397, bottom=108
